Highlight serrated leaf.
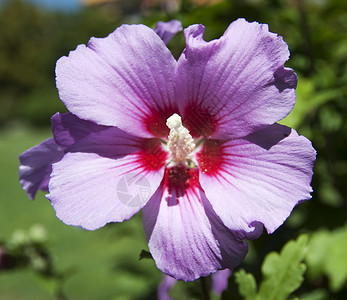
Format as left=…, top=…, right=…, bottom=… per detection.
left=234, top=269, right=257, bottom=300
left=256, top=235, right=308, bottom=300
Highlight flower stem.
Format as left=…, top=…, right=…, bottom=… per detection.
left=200, top=277, right=210, bottom=300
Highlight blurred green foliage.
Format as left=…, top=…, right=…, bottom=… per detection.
left=0, top=0, right=121, bottom=125
left=306, top=224, right=347, bottom=292
left=1, top=0, right=347, bottom=299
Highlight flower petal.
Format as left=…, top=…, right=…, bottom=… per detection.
left=52, top=112, right=169, bottom=171
left=176, top=18, right=297, bottom=138
left=51, top=112, right=109, bottom=147
left=19, top=138, right=65, bottom=199
left=198, top=124, right=316, bottom=236
left=142, top=167, right=248, bottom=281
left=56, top=24, right=177, bottom=138
left=154, top=20, right=183, bottom=45
left=47, top=151, right=165, bottom=230
left=51, top=112, right=157, bottom=162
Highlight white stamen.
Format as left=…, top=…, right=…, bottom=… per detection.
left=166, top=114, right=195, bottom=165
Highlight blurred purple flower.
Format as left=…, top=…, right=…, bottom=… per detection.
left=211, top=268, right=231, bottom=296
left=158, top=274, right=177, bottom=300
left=158, top=269, right=231, bottom=299
left=19, top=19, right=316, bottom=281
left=154, top=20, right=182, bottom=44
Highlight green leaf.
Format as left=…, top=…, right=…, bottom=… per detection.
left=234, top=235, right=308, bottom=300
left=256, top=235, right=308, bottom=300
left=234, top=269, right=257, bottom=300
left=300, top=288, right=329, bottom=300
left=306, top=223, right=347, bottom=291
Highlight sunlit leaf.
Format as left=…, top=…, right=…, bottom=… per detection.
left=234, top=235, right=308, bottom=300
left=256, top=235, right=308, bottom=300
left=234, top=269, right=257, bottom=300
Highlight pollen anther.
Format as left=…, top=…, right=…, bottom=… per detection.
left=166, top=114, right=195, bottom=165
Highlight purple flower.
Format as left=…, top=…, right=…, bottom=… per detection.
left=158, top=274, right=177, bottom=300
left=211, top=268, right=231, bottom=296
left=154, top=20, right=183, bottom=45
left=19, top=19, right=316, bottom=281
left=158, top=269, right=231, bottom=299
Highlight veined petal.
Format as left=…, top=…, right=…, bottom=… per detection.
left=19, top=138, right=65, bottom=199
left=51, top=112, right=167, bottom=169
left=154, top=20, right=183, bottom=45
left=67, top=128, right=168, bottom=171
left=56, top=24, right=177, bottom=138
left=176, top=18, right=297, bottom=138
left=51, top=112, right=109, bottom=147
left=142, top=167, right=248, bottom=281
left=47, top=150, right=165, bottom=230
left=51, top=111, right=148, bottom=159
left=198, top=124, right=316, bottom=236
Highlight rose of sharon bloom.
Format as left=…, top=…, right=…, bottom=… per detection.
left=19, top=19, right=316, bottom=281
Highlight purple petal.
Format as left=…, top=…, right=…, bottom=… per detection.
left=47, top=142, right=166, bottom=230
left=211, top=269, right=231, bottom=295
left=176, top=18, right=297, bottom=138
left=142, top=168, right=248, bottom=281
left=66, top=127, right=150, bottom=159
left=19, top=138, right=65, bottom=199
left=51, top=112, right=109, bottom=147
left=49, top=118, right=168, bottom=230
left=198, top=124, right=316, bottom=236
left=52, top=112, right=166, bottom=163
left=158, top=275, right=176, bottom=300
left=154, top=20, right=183, bottom=45
left=56, top=24, right=177, bottom=138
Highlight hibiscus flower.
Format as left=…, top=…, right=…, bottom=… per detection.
left=19, top=19, right=316, bottom=281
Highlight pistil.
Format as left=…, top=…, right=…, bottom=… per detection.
left=166, top=114, right=196, bottom=165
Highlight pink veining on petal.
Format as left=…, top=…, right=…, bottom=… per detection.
left=196, top=139, right=225, bottom=177
left=199, top=124, right=316, bottom=237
